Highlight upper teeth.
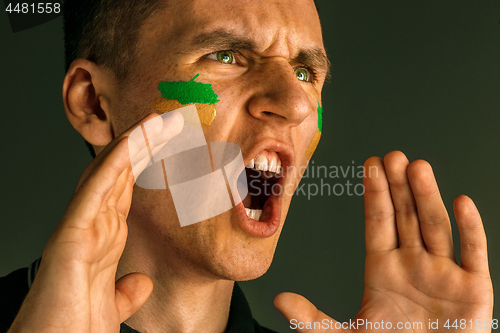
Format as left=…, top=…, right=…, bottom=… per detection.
left=246, top=152, right=282, bottom=174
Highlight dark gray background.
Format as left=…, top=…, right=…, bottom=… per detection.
left=1, top=1, right=499, bottom=332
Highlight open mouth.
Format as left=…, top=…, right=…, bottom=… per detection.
left=233, top=143, right=293, bottom=238
left=242, top=152, right=282, bottom=222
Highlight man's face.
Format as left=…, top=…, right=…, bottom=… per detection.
left=111, top=0, right=327, bottom=280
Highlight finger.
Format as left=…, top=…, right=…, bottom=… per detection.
left=407, top=160, right=454, bottom=259
left=149, top=110, right=184, bottom=147
left=115, top=273, right=154, bottom=323
left=127, top=110, right=184, bottom=161
left=65, top=138, right=134, bottom=228
left=76, top=113, right=162, bottom=191
left=129, top=110, right=184, bottom=182
left=65, top=113, right=162, bottom=225
left=364, top=157, right=398, bottom=254
left=274, top=292, right=339, bottom=332
left=69, top=112, right=184, bottom=226
left=114, top=111, right=184, bottom=216
left=103, top=165, right=132, bottom=209
left=383, top=151, right=423, bottom=248
left=106, top=163, right=133, bottom=210
left=115, top=172, right=136, bottom=217
left=129, top=140, right=169, bottom=182
left=454, top=195, right=489, bottom=276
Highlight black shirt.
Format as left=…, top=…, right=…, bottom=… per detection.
left=0, top=259, right=276, bottom=333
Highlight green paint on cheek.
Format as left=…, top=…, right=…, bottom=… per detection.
left=317, top=102, right=323, bottom=133
left=158, top=74, right=220, bottom=105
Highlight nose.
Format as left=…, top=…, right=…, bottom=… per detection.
left=247, top=59, right=312, bottom=128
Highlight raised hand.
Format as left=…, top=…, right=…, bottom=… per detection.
left=275, top=151, right=493, bottom=332
left=8, top=112, right=183, bottom=333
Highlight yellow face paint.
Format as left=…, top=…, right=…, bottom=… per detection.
left=305, top=102, right=324, bottom=159
left=151, top=74, right=218, bottom=130
left=152, top=99, right=216, bottom=131
left=306, top=130, right=322, bottom=159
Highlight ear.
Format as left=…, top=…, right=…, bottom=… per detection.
left=62, top=59, right=116, bottom=152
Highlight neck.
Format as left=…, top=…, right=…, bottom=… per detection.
left=117, top=220, right=234, bottom=333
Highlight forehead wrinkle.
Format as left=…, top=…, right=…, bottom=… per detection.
left=145, top=0, right=327, bottom=76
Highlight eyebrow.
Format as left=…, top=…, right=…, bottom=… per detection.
left=190, top=30, right=257, bottom=52
left=296, top=48, right=331, bottom=79
left=190, top=29, right=331, bottom=79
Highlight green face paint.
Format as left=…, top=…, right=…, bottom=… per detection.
left=152, top=74, right=219, bottom=130
left=157, top=74, right=219, bottom=105
left=305, top=102, right=323, bottom=159
left=317, top=102, right=323, bottom=133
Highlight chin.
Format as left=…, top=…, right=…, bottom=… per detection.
left=214, top=248, right=277, bottom=282
left=216, top=213, right=284, bottom=281
left=190, top=217, right=281, bottom=282
left=130, top=187, right=284, bottom=282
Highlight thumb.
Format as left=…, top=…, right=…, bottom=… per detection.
left=115, top=273, right=154, bottom=323
left=129, top=110, right=184, bottom=181
left=274, top=292, right=341, bottom=332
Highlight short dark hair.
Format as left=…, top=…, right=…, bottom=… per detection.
left=63, top=0, right=166, bottom=157
left=63, top=0, right=165, bottom=81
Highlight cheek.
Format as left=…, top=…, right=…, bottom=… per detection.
left=131, top=187, right=180, bottom=229
left=203, top=82, right=246, bottom=142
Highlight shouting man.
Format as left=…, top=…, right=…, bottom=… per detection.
left=2, top=0, right=493, bottom=332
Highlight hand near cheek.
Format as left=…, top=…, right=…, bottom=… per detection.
left=275, top=151, right=493, bottom=332
left=8, top=112, right=183, bottom=333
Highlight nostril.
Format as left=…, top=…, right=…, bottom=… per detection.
left=262, top=111, right=287, bottom=120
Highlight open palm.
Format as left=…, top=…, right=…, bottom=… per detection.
left=8, top=112, right=184, bottom=333
left=276, top=151, right=493, bottom=332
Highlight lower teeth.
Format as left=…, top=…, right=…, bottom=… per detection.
left=245, top=208, right=263, bottom=221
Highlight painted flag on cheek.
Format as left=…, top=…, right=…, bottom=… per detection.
left=129, top=104, right=248, bottom=227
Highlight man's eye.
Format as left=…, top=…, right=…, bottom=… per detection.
left=294, top=67, right=310, bottom=82
left=206, top=51, right=236, bottom=64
